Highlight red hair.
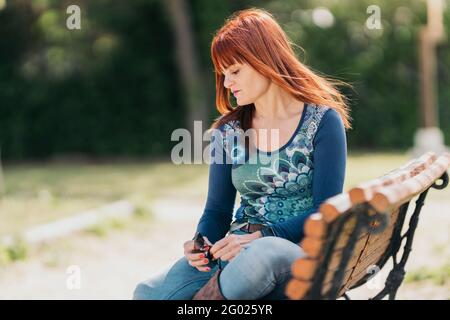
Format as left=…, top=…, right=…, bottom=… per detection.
left=210, top=8, right=352, bottom=130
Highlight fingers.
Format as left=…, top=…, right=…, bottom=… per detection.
left=183, top=240, right=194, bottom=252
left=210, top=235, right=234, bottom=257
left=211, top=235, right=240, bottom=259
left=184, top=238, right=215, bottom=272
left=218, top=246, right=241, bottom=262
left=186, top=251, right=206, bottom=262
left=212, top=246, right=227, bottom=260
left=183, top=239, right=205, bottom=257
left=210, top=234, right=248, bottom=261
left=188, top=257, right=210, bottom=267
left=196, top=266, right=212, bottom=272
left=186, top=248, right=211, bottom=268
left=187, top=255, right=211, bottom=273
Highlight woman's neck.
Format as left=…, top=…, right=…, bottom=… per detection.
left=253, top=83, right=303, bottom=121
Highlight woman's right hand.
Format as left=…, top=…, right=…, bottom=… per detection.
left=183, top=236, right=213, bottom=272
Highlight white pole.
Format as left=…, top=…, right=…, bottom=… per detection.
left=427, top=0, right=445, bottom=41
left=411, top=0, right=449, bottom=157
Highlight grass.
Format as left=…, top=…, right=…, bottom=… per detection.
left=345, top=151, right=408, bottom=187
left=0, top=151, right=448, bottom=237
left=0, top=151, right=449, bottom=297
left=84, top=218, right=126, bottom=238
left=0, top=207, right=158, bottom=267
left=405, top=263, right=450, bottom=286
left=0, top=236, right=28, bottom=265
left=345, top=151, right=450, bottom=201
left=0, top=160, right=208, bottom=236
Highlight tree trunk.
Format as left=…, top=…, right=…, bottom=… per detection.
left=164, top=0, right=209, bottom=136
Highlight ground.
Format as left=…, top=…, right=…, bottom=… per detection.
left=0, top=153, right=449, bottom=299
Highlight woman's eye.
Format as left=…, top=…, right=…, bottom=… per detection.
left=232, top=70, right=240, bottom=75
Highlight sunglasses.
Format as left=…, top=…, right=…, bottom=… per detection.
left=192, top=232, right=219, bottom=269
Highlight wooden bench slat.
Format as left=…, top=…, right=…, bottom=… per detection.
left=287, top=152, right=450, bottom=300
left=348, top=151, right=437, bottom=204
left=370, top=153, right=450, bottom=212
left=324, top=267, right=354, bottom=288
left=301, top=231, right=369, bottom=259
left=285, top=279, right=312, bottom=300
left=287, top=267, right=355, bottom=299
left=304, top=209, right=359, bottom=239
left=339, top=206, right=401, bottom=289
left=347, top=243, right=393, bottom=286
left=319, top=193, right=353, bottom=223
left=291, top=258, right=318, bottom=280
left=293, top=200, right=403, bottom=298
left=303, top=213, right=327, bottom=238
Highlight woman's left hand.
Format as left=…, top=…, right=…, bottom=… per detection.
left=210, top=231, right=262, bottom=262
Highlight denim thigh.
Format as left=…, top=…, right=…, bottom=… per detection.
left=133, top=257, right=220, bottom=300
left=134, top=235, right=304, bottom=300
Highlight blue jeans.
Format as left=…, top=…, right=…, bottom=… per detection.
left=133, top=234, right=305, bottom=300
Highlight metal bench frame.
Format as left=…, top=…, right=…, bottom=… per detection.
left=305, top=172, right=449, bottom=300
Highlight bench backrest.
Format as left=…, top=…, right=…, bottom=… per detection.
left=286, top=152, right=450, bottom=300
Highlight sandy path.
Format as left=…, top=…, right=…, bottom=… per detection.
left=0, top=197, right=448, bottom=299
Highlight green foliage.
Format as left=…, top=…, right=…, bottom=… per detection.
left=7, top=237, right=28, bottom=261
left=0, top=0, right=184, bottom=160
left=85, top=217, right=126, bottom=238
left=405, top=263, right=450, bottom=286
left=0, top=0, right=449, bottom=160
left=0, top=236, right=28, bottom=264
left=133, top=205, right=154, bottom=219
left=258, top=0, right=449, bottom=149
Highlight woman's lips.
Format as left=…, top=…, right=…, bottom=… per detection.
left=233, top=90, right=240, bottom=97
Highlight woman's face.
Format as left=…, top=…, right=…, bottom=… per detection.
left=222, top=62, right=271, bottom=106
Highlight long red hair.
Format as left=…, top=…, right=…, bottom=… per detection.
left=210, top=8, right=352, bottom=130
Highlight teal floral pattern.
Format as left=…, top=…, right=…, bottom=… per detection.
left=220, top=104, right=330, bottom=226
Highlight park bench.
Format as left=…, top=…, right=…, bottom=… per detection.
left=285, top=151, right=450, bottom=300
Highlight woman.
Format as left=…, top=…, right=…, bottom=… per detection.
left=134, top=7, right=350, bottom=300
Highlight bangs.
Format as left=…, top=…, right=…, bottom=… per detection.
left=211, top=35, right=246, bottom=74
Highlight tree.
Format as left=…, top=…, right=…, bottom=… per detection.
left=164, top=0, right=209, bottom=136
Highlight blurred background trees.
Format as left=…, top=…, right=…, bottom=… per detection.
left=0, top=0, right=449, bottom=161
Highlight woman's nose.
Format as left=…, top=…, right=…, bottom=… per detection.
left=223, top=76, right=233, bottom=89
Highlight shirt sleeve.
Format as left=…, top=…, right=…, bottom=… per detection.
left=270, top=108, right=347, bottom=244
left=195, top=128, right=237, bottom=244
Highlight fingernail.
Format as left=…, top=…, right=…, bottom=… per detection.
left=203, top=259, right=209, bottom=263
left=206, top=267, right=211, bottom=271
left=199, top=254, right=205, bottom=258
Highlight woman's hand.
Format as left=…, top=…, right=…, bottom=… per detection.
left=183, top=236, right=213, bottom=272
left=210, top=231, right=262, bottom=262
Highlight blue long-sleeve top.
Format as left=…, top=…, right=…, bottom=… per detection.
left=195, top=103, right=347, bottom=244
